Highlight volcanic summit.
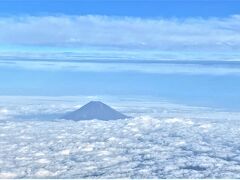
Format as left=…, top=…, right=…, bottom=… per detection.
left=62, top=101, right=130, bottom=120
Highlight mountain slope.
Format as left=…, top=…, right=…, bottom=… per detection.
left=62, top=101, right=129, bottom=120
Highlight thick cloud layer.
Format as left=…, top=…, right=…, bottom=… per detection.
left=0, top=96, right=240, bottom=178
left=1, top=116, right=240, bottom=178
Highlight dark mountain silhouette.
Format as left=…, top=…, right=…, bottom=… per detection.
left=62, top=101, right=130, bottom=120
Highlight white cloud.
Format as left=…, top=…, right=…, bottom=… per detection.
left=1, top=106, right=240, bottom=178
left=0, top=15, right=240, bottom=50
left=0, top=107, right=11, bottom=120
left=1, top=96, right=240, bottom=178
left=0, top=15, right=240, bottom=74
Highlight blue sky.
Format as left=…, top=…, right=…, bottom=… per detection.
left=0, top=0, right=240, bottom=110
left=1, top=0, right=240, bottom=18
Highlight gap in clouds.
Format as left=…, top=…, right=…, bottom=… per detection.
left=0, top=69, right=240, bottom=110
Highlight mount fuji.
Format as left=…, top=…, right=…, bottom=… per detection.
left=62, top=101, right=130, bottom=121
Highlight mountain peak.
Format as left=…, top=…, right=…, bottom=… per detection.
left=62, top=101, right=130, bottom=121
left=88, top=101, right=102, bottom=104
left=87, top=101, right=106, bottom=106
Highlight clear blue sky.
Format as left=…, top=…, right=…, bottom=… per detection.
left=0, top=0, right=240, bottom=110
left=0, top=0, right=240, bottom=18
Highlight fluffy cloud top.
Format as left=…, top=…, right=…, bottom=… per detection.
left=1, top=96, right=240, bottom=178
left=0, top=15, right=240, bottom=50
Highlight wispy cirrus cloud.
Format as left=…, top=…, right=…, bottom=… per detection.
left=0, top=15, right=240, bottom=50
left=1, top=15, right=240, bottom=74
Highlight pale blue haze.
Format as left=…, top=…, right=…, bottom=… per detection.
left=0, top=0, right=240, bottom=111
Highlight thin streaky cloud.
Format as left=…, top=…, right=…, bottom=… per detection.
left=1, top=14, right=240, bottom=74
left=0, top=15, right=240, bottom=50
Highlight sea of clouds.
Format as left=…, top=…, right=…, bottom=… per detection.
left=0, top=96, right=240, bottom=178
